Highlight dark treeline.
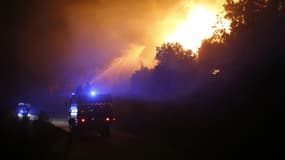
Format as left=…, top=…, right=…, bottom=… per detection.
left=128, top=1, right=285, bottom=158
left=131, top=0, right=285, bottom=106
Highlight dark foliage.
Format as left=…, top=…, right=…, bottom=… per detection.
left=131, top=0, right=285, bottom=105
left=129, top=1, right=285, bottom=158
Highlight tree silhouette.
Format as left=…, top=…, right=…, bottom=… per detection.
left=131, top=43, right=199, bottom=100
left=131, top=0, right=285, bottom=103
left=155, top=42, right=195, bottom=67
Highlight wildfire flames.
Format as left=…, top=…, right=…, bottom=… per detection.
left=85, top=0, right=232, bottom=91
left=165, top=5, right=231, bottom=54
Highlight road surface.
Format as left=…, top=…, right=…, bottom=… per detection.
left=50, top=117, right=175, bottom=160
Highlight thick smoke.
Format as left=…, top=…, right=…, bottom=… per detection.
left=64, top=0, right=226, bottom=93
left=7, top=0, right=226, bottom=96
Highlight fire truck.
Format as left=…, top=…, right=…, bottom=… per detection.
left=67, top=90, right=114, bottom=136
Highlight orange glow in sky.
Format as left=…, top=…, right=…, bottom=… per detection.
left=67, top=0, right=231, bottom=90
left=164, top=5, right=231, bottom=54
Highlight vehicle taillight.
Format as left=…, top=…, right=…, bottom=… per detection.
left=105, top=117, right=110, bottom=122
left=81, top=118, right=86, bottom=123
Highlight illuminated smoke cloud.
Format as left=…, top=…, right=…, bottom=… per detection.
left=13, top=0, right=229, bottom=94
left=65, top=0, right=229, bottom=93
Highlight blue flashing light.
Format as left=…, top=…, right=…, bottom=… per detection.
left=18, top=113, right=23, bottom=118
left=72, top=92, right=75, bottom=96
left=90, top=90, right=96, bottom=96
